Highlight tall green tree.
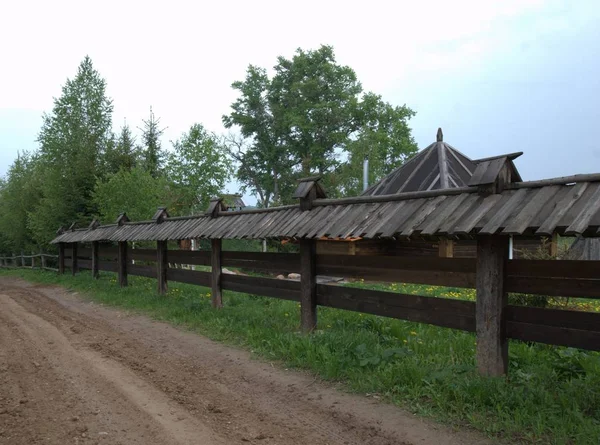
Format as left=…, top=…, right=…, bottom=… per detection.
left=28, top=56, right=113, bottom=245
left=167, top=123, right=232, bottom=215
left=0, top=152, right=43, bottom=252
left=140, top=107, right=165, bottom=178
left=105, top=122, right=139, bottom=174
left=224, top=45, right=417, bottom=205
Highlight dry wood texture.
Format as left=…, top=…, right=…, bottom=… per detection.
left=476, top=236, right=509, bottom=377
left=211, top=239, right=223, bottom=308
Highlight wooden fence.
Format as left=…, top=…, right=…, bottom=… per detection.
left=0, top=252, right=59, bottom=271
left=4, top=241, right=600, bottom=377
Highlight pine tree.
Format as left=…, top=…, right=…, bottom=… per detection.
left=28, top=56, right=113, bottom=245
left=140, top=107, right=165, bottom=178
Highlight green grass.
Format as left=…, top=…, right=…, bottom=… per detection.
left=2, top=269, right=599, bottom=444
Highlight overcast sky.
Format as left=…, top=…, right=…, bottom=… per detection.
left=1, top=0, right=599, bottom=204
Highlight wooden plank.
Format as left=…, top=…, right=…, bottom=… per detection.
left=507, top=259, right=600, bottom=279
left=118, top=241, right=128, bottom=287
left=380, top=199, right=428, bottom=238
left=438, top=239, right=454, bottom=258
left=437, top=194, right=480, bottom=234
left=536, top=183, right=589, bottom=235
left=300, top=239, right=317, bottom=332
left=451, top=194, right=502, bottom=235
left=77, top=259, right=92, bottom=270
left=479, top=188, right=528, bottom=235
left=221, top=274, right=300, bottom=301
left=317, top=255, right=476, bottom=288
left=419, top=193, right=469, bottom=235
left=166, top=268, right=211, bottom=287
left=506, top=276, right=600, bottom=299
left=510, top=173, right=600, bottom=189
left=222, top=251, right=300, bottom=273
left=565, top=184, right=600, bottom=235
left=130, top=248, right=159, bottom=262
left=400, top=196, right=447, bottom=237
left=211, top=239, right=222, bottom=308
left=502, top=186, right=561, bottom=235
left=167, top=250, right=211, bottom=265
left=507, top=321, right=600, bottom=351
left=476, top=235, right=509, bottom=377
left=91, top=241, right=99, bottom=279
left=317, top=255, right=476, bottom=273
left=129, top=264, right=157, bottom=279
left=157, top=241, right=168, bottom=295
left=58, top=243, right=65, bottom=274
left=361, top=202, right=406, bottom=239
left=98, top=260, right=118, bottom=273
left=317, top=284, right=475, bottom=331
left=71, top=243, right=79, bottom=276
left=507, top=305, right=600, bottom=332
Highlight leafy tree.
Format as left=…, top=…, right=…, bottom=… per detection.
left=0, top=152, right=43, bottom=252
left=93, top=166, right=170, bottom=222
left=269, top=45, right=362, bottom=176
left=337, top=93, right=418, bottom=196
left=28, top=56, right=113, bottom=245
left=224, top=45, right=417, bottom=205
left=167, top=123, right=232, bottom=215
left=140, top=107, right=165, bottom=178
left=105, top=122, right=139, bottom=174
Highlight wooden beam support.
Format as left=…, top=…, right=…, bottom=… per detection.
left=438, top=239, right=454, bottom=258
left=118, top=241, right=128, bottom=287
left=549, top=233, right=558, bottom=258
left=300, top=238, right=317, bottom=332
left=476, top=235, right=509, bottom=377
left=58, top=243, right=65, bottom=274
left=211, top=239, right=223, bottom=308
left=91, top=241, right=99, bottom=279
left=71, top=243, right=78, bottom=276
left=157, top=240, right=168, bottom=295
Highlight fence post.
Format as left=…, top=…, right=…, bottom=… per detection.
left=21, top=250, right=25, bottom=267
left=157, top=240, right=168, bottom=295
left=118, top=241, right=128, bottom=287
left=41, top=251, right=46, bottom=269
left=31, top=250, right=35, bottom=269
left=294, top=177, right=326, bottom=333
left=476, top=235, right=509, bottom=377
left=300, top=238, right=317, bottom=332
left=91, top=241, right=99, bottom=279
left=71, top=243, right=79, bottom=275
left=211, top=239, right=223, bottom=308
left=58, top=244, right=65, bottom=274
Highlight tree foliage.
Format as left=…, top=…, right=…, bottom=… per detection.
left=28, top=56, right=113, bottom=245
left=93, top=166, right=170, bottom=222
left=168, top=124, right=232, bottom=215
left=224, top=45, right=417, bottom=206
left=140, top=107, right=165, bottom=178
left=105, top=123, right=139, bottom=174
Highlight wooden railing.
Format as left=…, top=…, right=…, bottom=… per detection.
left=0, top=252, right=59, bottom=271
left=7, top=241, right=600, bottom=377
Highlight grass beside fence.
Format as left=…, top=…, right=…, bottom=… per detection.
left=2, top=268, right=599, bottom=444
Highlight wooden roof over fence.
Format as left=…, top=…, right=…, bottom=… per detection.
left=52, top=173, right=600, bottom=244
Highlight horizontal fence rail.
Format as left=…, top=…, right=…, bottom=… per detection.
left=6, top=239, right=600, bottom=377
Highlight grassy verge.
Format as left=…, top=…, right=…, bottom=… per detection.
left=2, top=269, right=599, bottom=444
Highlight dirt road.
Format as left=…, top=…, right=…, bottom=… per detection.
left=0, top=277, right=489, bottom=445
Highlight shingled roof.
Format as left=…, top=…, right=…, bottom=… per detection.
left=52, top=172, right=600, bottom=244
left=362, top=128, right=522, bottom=196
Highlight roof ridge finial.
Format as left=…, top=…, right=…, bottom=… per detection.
left=436, top=127, right=443, bottom=142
